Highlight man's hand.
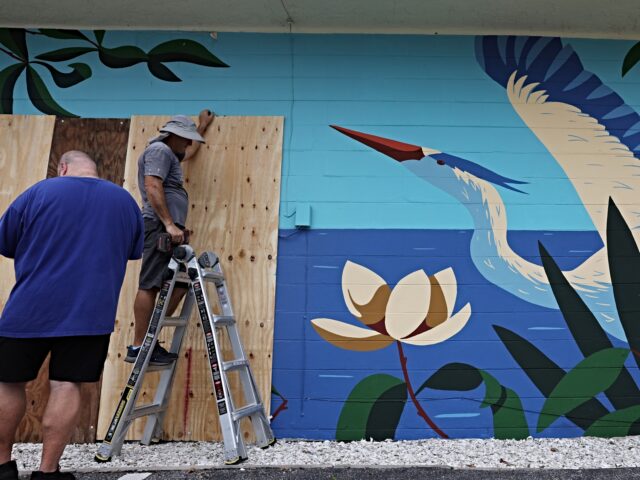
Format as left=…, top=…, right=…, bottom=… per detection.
left=183, top=108, right=216, bottom=162
left=199, top=109, right=215, bottom=130
left=166, top=223, right=185, bottom=244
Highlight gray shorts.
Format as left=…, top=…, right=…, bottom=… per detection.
left=138, top=218, right=175, bottom=290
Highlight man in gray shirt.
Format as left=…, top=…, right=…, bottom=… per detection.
left=126, top=110, right=214, bottom=365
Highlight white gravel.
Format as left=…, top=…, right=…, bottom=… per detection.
left=10, top=437, right=640, bottom=471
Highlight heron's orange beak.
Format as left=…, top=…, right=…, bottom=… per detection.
left=330, top=125, right=425, bottom=162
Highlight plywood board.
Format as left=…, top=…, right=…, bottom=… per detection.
left=98, top=115, right=283, bottom=442
left=15, top=118, right=131, bottom=444
left=47, top=118, right=131, bottom=184
left=0, top=115, right=55, bottom=441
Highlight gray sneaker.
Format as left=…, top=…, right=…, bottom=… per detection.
left=125, top=344, right=178, bottom=366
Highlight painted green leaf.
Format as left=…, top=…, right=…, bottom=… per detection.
left=271, top=384, right=284, bottom=398
left=492, top=387, right=529, bottom=440
left=607, top=198, right=640, bottom=368
left=336, top=374, right=407, bottom=441
left=36, top=47, right=96, bottom=62
left=421, top=363, right=528, bottom=439
left=34, top=62, right=91, bottom=88
left=417, top=362, right=483, bottom=394
left=39, top=29, right=90, bottom=42
left=494, top=326, right=609, bottom=431
left=148, top=39, right=229, bottom=67
left=147, top=61, right=181, bottom=82
left=537, top=348, right=630, bottom=433
left=0, top=63, right=25, bottom=113
left=98, top=46, right=148, bottom=69
left=539, top=241, right=640, bottom=409
left=94, top=30, right=105, bottom=45
left=479, top=371, right=502, bottom=407
left=585, top=405, right=640, bottom=437
left=623, top=41, right=640, bottom=77
left=25, top=66, right=77, bottom=117
left=0, top=28, right=28, bottom=60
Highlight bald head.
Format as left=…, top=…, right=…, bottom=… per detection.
left=58, top=151, right=98, bottom=178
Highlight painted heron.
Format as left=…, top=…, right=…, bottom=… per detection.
left=332, top=36, right=640, bottom=341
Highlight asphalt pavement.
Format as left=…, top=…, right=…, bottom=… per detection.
left=61, top=466, right=640, bottom=480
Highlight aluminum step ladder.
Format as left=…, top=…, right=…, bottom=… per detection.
left=95, top=245, right=275, bottom=465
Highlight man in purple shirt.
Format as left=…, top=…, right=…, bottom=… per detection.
left=0, top=151, right=143, bottom=480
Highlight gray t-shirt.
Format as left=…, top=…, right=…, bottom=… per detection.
left=138, top=141, right=189, bottom=227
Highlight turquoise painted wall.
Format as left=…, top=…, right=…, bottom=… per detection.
left=5, top=32, right=639, bottom=231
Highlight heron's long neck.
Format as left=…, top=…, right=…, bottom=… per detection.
left=449, top=168, right=551, bottom=288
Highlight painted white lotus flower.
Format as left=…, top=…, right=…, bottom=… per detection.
left=312, top=261, right=471, bottom=351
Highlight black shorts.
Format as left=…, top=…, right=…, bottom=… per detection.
left=139, top=218, right=174, bottom=290
left=0, top=334, right=111, bottom=383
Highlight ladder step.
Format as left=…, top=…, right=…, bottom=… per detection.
left=213, top=315, right=235, bottom=326
left=203, top=271, right=225, bottom=283
left=162, top=316, right=189, bottom=327
left=222, top=359, right=248, bottom=372
left=232, top=404, right=263, bottom=422
left=176, top=273, right=191, bottom=283
left=146, top=362, right=177, bottom=372
left=128, top=403, right=167, bottom=420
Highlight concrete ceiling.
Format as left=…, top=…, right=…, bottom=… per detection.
left=1, top=0, right=640, bottom=39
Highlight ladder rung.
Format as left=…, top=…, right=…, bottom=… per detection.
left=213, top=315, right=235, bottom=326
left=128, top=403, right=166, bottom=420
left=223, top=359, right=248, bottom=372
left=232, top=404, right=263, bottom=422
left=203, top=271, right=225, bottom=283
left=162, top=316, right=189, bottom=327
left=146, top=362, right=177, bottom=372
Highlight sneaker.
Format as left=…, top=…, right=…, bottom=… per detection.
left=125, top=344, right=178, bottom=366
left=0, top=460, right=18, bottom=480
left=30, top=470, right=75, bottom=480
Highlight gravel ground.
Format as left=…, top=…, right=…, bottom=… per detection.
left=10, top=437, right=640, bottom=471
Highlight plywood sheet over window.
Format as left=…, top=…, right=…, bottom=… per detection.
left=98, top=115, right=283, bottom=441
left=0, top=115, right=55, bottom=312
left=0, top=115, right=55, bottom=442
left=7, top=117, right=131, bottom=443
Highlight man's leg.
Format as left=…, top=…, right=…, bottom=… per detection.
left=39, top=381, right=81, bottom=472
left=133, top=287, right=188, bottom=345
left=167, top=287, right=188, bottom=316
left=0, top=382, right=26, bottom=464
left=133, top=288, right=158, bottom=346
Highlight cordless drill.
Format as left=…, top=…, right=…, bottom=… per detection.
left=157, top=228, right=191, bottom=253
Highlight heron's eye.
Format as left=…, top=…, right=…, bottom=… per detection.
left=436, top=159, right=446, bottom=166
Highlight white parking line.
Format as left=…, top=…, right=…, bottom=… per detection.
left=116, top=473, right=152, bottom=480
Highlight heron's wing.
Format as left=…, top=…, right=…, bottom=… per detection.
left=476, top=36, right=640, bottom=237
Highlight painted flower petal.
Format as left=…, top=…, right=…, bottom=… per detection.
left=385, top=270, right=431, bottom=340
left=424, top=267, right=458, bottom=333
left=401, top=303, right=471, bottom=346
left=311, top=318, right=393, bottom=351
left=342, top=260, right=390, bottom=325
left=432, top=267, right=458, bottom=319
left=425, top=274, right=448, bottom=329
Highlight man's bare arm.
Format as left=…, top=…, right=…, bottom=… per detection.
left=183, top=109, right=215, bottom=162
left=145, top=175, right=184, bottom=243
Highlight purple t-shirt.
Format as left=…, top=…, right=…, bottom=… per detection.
left=0, top=177, right=144, bottom=337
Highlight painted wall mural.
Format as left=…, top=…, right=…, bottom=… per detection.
left=273, top=35, right=640, bottom=440
left=2, top=29, right=640, bottom=441
left=0, top=28, right=228, bottom=116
